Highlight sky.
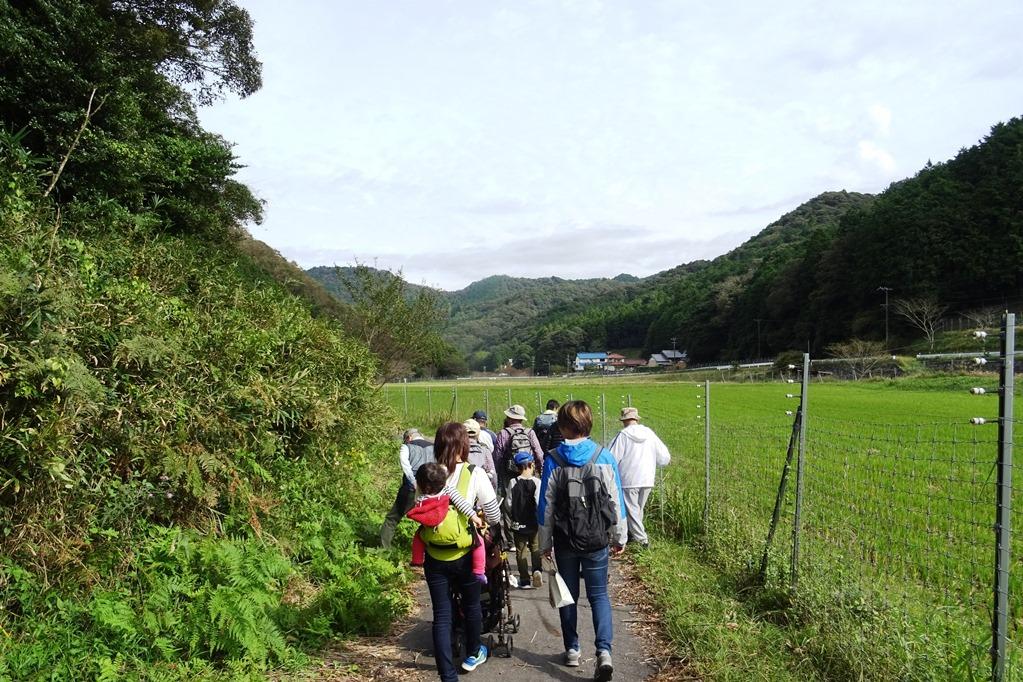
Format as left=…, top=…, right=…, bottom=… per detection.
left=198, top=0, right=1023, bottom=290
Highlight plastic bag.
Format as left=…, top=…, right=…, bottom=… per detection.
left=545, top=556, right=575, bottom=609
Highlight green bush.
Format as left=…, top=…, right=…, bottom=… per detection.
left=0, top=130, right=409, bottom=678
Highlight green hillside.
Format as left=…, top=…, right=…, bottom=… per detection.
left=0, top=3, right=407, bottom=679
left=310, top=118, right=1023, bottom=371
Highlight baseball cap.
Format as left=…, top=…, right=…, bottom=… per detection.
left=513, top=451, right=533, bottom=467
left=472, top=410, right=488, bottom=421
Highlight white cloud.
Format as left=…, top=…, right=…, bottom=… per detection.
left=858, top=140, right=897, bottom=174
left=198, top=0, right=1023, bottom=288
left=869, top=104, right=893, bottom=136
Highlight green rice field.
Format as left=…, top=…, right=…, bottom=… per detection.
left=383, top=374, right=1022, bottom=680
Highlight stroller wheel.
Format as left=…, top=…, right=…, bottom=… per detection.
left=485, top=634, right=495, bottom=651
left=512, top=614, right=521, bottom=632
left=506, top=635, right=514, bottom=656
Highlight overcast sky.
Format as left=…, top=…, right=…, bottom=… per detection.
left=198, top=1, right=1023, bottom=290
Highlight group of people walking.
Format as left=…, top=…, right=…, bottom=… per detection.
left=379, top=398, right=671, bottom=682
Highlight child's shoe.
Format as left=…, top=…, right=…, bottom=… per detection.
left=531, top=569, right=543, bottom=588
left=462, top=644, right=488, bottom=671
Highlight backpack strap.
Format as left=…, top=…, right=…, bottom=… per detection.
left=547, top=448, right=566, bottom=468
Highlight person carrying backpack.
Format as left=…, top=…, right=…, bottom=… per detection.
left=538, top=400, right=627, bottom=682
left=422, top=422, right=503, bottom=681
left=533, top=399, right=564, bottom=452
left=505, top=451, right=543, bottom=590
left=493, top=404, right=544, bottom=495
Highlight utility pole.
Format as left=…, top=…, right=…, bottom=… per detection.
left=878, top=286, right=893, bottom=351
left=671, top=336, right=678, bottom=354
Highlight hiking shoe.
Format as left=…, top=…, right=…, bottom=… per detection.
left=518, top=579, right=535, bottom=590
left=595, top=650, right=613, bottom=681
left=564, top=648, right=581, bottom=667
left=531, top=570, right=543, bottom=588
left=462, top=645, right=488, bottom=672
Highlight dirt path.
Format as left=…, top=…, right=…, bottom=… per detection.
left=310, top=556, right=661, bottom=681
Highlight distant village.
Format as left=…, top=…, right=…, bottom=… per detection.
left=573, top=349, right=687, bottom=372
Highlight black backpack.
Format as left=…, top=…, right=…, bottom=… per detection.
left=533, top=413, right=562, bottom=452
left=504, top=426, right=533, bottom=473
left=509, top=477, right=538, bottom=531
left=548, top=447, right=616, bottom=553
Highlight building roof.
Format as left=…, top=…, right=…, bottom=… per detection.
left=576, top=352, right=608, bottom=360
left=650, top=353, right=668, bottom=364
left=606, top=353, right=625, bottom=359
left=662, top=349, right=688, bottom=359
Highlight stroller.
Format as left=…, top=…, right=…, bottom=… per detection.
left=451, top=526, right=520, bottom=659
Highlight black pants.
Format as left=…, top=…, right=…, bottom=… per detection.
left=424, top=552, right=482, bottom=682
left=379, top=481, right=415, bottom=549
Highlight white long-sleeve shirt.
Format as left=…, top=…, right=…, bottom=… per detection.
left=608, top=424, right=671, bottom=489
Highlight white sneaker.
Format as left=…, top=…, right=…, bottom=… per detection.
left=564, top=648, right=581, bottom=667
left=531, top=570, right=543, bottom=588
left=595, top=650, right=613, bottom=681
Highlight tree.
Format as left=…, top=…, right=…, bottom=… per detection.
left=893, top=298, right=948, bottom=350
left=339, top=264, right=443, bottom=382
left=0, top=0, right=263, bottom=233
left=825, top=339, right=888, bottom=380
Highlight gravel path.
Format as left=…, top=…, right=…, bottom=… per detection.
left=397, top=557, right=656, bottom=681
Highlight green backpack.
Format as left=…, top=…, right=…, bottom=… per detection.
left=422, top=464, right=475, bottom=561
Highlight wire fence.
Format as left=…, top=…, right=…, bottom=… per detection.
left=382, top=315, right=1019, bottom=680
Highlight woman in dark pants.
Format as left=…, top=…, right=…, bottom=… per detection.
left=423, top=422, right=502, bottom=681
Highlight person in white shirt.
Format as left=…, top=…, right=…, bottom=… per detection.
left=608, top=407, right=671, bottom=548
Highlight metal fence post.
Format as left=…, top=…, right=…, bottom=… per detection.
left=403, top=381, right=408, bottom=417
left=704, top=380, right=711, bottom=531
left=428, top=386, right=432, bottom=422
left=453, top=386, right=458, bottom=418
left=536, top=391, right=541, bottom=415
left=507, top=388, right=512, bottom=408
left=485, top=389, right=490, bottom=419
left=791, top=352, right=810, bottom=591
left=601, top=393, right=607, bottom=445
left=993, top=312, right=1015, bottom=682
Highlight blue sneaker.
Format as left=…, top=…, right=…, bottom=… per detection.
left=461, top=644, right=488, bottom=672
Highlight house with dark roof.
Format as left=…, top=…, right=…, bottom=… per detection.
left=648, top=349, right=688, bottom=368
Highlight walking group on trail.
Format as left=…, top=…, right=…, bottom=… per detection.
left=379, top=398, right=671, bottom=682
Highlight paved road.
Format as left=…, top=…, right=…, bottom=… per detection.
left=397, top=558, right=655, bottom=681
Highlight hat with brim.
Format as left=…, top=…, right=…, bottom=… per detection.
left=619, top=407, right=641, bottom=422
left=472, top=410, right=488, bottom=422
left=513, top=451, right=534, bottom=467
left=504, top=404, right=527, bottom=420
left=463, top=418, right=481, bottom=436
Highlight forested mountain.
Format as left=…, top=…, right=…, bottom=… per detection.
left=310, top=118, right=1023, bottom=370
left=307, top=267, right=636, bottom=368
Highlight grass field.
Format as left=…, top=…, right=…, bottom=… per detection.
left=383, top=374, right=1022, bottom=680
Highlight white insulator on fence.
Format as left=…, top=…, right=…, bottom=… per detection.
left=970, top=417, right=987, bottom=425
left=786, top=393, right=797, bottom=398
left=785, top=410, right=794, bottom=416
left=970, top=387, right=987, bottom=395
left=787, top=364, right=796, bottom=370
left=787, top=379, right=795, bottom=384
left=974, top=357, right=988, bottom=365
left=973, top=330, right=988, bottom=339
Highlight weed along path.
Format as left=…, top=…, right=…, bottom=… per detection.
left=312, top=556, right=663, bottom=681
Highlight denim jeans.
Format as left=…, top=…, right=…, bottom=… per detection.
left=554, top=543, right=612, bottom=654
left=424, top=552, right=482, bottom=682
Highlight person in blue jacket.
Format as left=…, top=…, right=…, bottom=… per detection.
left=538, top=400, right=628, bottom=682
